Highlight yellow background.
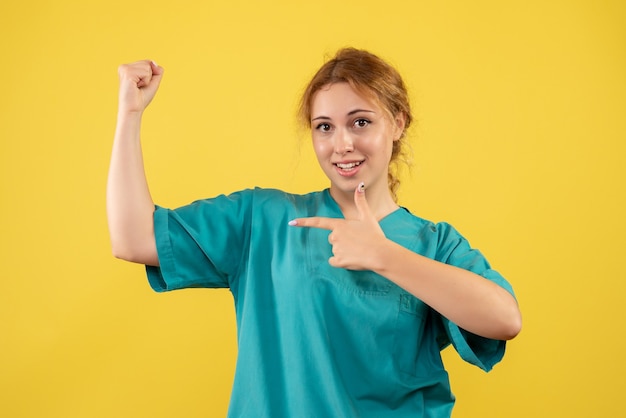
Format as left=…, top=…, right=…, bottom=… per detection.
left=1, top=0, right=624, bottom=416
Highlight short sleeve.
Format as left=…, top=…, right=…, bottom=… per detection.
left=435, top=222, right=516, bottom=372
left=146, top=190, right=253, bottom=292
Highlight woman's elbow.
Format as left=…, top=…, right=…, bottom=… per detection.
left=500, top=304, right=522, bottom=341
left=110, top=239, right=159, bottom=266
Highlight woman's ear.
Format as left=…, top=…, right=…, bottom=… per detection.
left=393, top=112, right=407, bottom=141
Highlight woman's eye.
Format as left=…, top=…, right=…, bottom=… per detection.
left=316, top=123, right=332, bottom=132
left=354, top=118, right=370, bottom=128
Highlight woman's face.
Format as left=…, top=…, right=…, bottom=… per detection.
left=310, top=82, right=402, bottom=200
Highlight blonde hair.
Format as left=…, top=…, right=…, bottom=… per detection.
left=298, top=48, right=413, bottom=201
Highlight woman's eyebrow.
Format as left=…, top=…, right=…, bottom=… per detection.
left=312, top=109, right=376, bottom=121
left=347, top=108, right=376, bottom=116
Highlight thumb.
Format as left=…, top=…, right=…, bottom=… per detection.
left=353, top=182, right=373, bottom=220
left=149, top=60, right=164, bottom=83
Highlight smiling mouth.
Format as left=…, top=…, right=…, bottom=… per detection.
left=334, top=161, right=362, bottom=170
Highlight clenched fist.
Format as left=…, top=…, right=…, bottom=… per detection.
left=117, top=60, right=164, bottom=115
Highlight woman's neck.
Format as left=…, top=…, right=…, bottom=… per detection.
left=330, top=185, right=399, bottom=221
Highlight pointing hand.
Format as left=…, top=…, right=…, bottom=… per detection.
left=289, top=183, right=387, bottom=270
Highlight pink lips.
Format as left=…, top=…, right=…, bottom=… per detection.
left=333, top=160, right=363, bottom=177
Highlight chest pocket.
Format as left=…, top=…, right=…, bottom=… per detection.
left=306, top=229, right=393, bottom=296
left=395, top=293, right=447, bottom=378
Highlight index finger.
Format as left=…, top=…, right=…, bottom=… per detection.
left=288, top=217, right=342, bottom=230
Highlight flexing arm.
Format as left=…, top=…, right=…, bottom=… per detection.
left=107, top=60, right=164, bottom=266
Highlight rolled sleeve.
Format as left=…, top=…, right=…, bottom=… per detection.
left=435, top=222, right=515, bottom=371
left=146, top=191, right=253, bottom=292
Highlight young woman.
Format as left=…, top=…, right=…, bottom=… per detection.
left=107, top=48, right=521, bottom=417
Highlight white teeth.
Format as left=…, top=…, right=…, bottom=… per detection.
left=336, top=161, right=361, bottom=169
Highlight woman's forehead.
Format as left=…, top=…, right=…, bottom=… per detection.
left=311, top=83, right=381, bottom=116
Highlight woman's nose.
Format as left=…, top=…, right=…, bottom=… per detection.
left=334, top=129, right=354, bottom=154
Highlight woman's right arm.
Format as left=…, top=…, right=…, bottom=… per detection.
left=107, top=60, right=164, bottom=266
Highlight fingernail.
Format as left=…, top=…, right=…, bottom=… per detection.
left=151, top=60, right=159, bottom=67
left=288, top=220, right=297, bottom=226
left=358, top=182, right=365, bottom=193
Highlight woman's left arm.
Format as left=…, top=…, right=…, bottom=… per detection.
left=372, top=240, right=522, bottom=340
